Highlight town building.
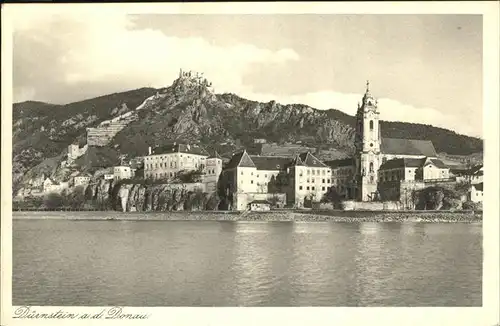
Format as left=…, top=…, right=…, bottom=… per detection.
left=325, top=158, right=355, bottom=198
left=144, top=143, right=209, bottom=180
left=203, top=152, right=223, bottom=193
left=469, top=182, right=483, bottom=203
left=287, top=152, right=333, bottom=207
left=103, top=174, right=114, bottom=180
left=143, top=143, right=222, bottom=193
left=67, top=143, right=88, bottom=161
left=249, top=200, right=271, bottom=211
left=113, top=166, right=134, bottom=180
left=377, top=157, right=450, bottom=183
left=327, top=81, right=449, bottom=201
left=221, top=150, right=331, bottom=210
left=455, top=165, right=483, bottom=185
left=73, top=173, right=91, bottom=187
left=43, top=177, right=69, bottom=194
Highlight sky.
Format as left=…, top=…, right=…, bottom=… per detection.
left=11, top=12, right=483, bottom=137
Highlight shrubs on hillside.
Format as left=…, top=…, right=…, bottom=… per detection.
left=412, top=186, right=463, bottom=210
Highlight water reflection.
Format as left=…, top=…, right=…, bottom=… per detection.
left=232, top=222, right=292, bottom=306
left=13, top=219, right=482, bottom=307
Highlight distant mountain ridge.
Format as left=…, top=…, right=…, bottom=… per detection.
left=12, top=73, right=483, bottom=190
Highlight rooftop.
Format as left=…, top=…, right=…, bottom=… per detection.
left=379, top=157, right=448, bottom=170
left=224, top=151, right=291, bottom=171
left=296, top=152, right=328, bottom=168
left=381, top=137, right=437, bottom=157
left=325, top=158, right=355, bottom=168
left=151, top=143, right=209, bottom=157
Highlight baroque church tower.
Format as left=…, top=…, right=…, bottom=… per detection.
left=354, top=81, right=382, bottom=201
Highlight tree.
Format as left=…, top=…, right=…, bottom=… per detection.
left=84, top=185, right=94, bottom=201
left=321, top=186, right=342, bottom=209
left=268, top=194, right=281, bottom=208
left=205, top=193, right=220, bottom=210
left=454, top=181, right=470, bottom=199
left=67, top=186, right=86, bottom=209
left=174, top=169, right=204, bottom=183
left=44, top=193, right=64, bottom=209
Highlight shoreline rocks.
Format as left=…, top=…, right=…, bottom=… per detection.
left=12, top=210, right=482, bottom=223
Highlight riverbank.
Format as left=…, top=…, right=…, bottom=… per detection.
left=12, top=209, right=482, bottom=223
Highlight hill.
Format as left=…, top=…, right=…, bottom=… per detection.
left=12, top=72, right=483, bottom=191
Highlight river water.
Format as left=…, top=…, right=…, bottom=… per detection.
left=12, top=215, right=482, bottom=306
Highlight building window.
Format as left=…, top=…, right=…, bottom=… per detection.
left=369, top=120, right=374, bottom=130
left=322, top=187, right=325, bottom=191
left=370, top=176, right=374, bottom=183
left=241, top=171, right=243, bottom=175
left=369, top=162, right=374, bottom=173
left=307, top=179, right=310, bottom=183
left=299, top=186, right=303, bottom=190
left=251, top=180, right=254, bottom=184
left=312, top=187, right=315, bottom=190
left=306, top=186, right=310, bottom=190
left=322, top=179, right=325, bottom=183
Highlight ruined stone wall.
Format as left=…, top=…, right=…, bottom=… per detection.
left=86, top=121, right=132, bottom=146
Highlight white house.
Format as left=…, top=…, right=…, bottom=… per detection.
left=43, top=178, right=69, bottom=194
left=103, top=174, right=114, bottom=180
left=287, top=152, right=333, bottom=207
left=469, top=182, right=483, bottom=203
left=249, top=200, right=271, bottom=211
left=114, top=166, right=133, bottom=180
left=73, top=173, right=91, bottom=187
left=203, top=152, right=223, bottom=193
left=144, top=143, right=209, bottom=180
left=221, top=150, right=331, bottom=210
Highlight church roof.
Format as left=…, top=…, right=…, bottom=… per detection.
left=381, top=138, right=437, bottom=157
left=379, top=158, right=424, bottom=170
left=379, top=157, right=448, bottom=170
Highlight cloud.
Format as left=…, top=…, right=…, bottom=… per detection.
left=11, top=11, right=479, bottom=137
left=241, top=90, right=480, bottom=137
left=12, top=12, right=299, bottom=104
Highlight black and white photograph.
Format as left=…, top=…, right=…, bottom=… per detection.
left=1, top=2, right=499, bottom=326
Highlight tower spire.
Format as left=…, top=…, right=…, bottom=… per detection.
left=366, top=80, right=370, bottom=93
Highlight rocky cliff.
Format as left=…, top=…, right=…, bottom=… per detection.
left=13, top=71, right=483, bottom=194
left=85, top=180, right=220, bottom=212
